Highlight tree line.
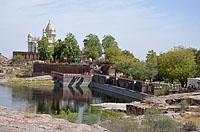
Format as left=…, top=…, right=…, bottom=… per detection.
left=37, top=33, right=200, bottom=87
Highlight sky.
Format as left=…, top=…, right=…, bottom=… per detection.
left=0, top=0, right=200, bottom=60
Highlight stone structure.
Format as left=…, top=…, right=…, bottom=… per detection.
left=33, top=63, right=91, bottom=76
left=42, top=20, right=56, bottom=45
left=13, top=51, right=39, bottom=61
left=28, top=20, right=56, bottom=52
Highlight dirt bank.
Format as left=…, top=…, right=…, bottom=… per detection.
left=0, top=106, right=108, bottom=132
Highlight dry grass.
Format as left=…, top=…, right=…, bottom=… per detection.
left=5, top=78, right=54, bottom=89
left=184, top=115, right=200, bottom=125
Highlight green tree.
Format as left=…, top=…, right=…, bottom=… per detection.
left=53, top=39, right=67, bottom=63
left=190, top=48, right=200, bottom=76
left=105, top=47, right=123, bottom=64
left=102, top=35, right=118, bottom=52
left=196, top=50, right=200, bottom=76
left=158, top=47, right=197, bottom=87
left=105, top=47, right=145, bottom=79
left=145, top=50, right=158, bottom=82
left=38, top=37, right=52, bottom=61
left=83, top=34, right=102, bottom=61
left=64, top=33, right=81, bottom=63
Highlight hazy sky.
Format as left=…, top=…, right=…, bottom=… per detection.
left=0, top=0, right=199, bottom=59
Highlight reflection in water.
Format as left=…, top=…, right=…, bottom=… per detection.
left=0, top=84, right=128, bottom=124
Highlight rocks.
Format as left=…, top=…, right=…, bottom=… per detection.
left=0, top=106, right=108, bottom=132
left=126, top=102, right=151, bottom=116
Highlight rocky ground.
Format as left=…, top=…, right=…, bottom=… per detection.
left=0, top=107, right=108, bottom=132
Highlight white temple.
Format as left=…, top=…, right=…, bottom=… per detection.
left=28, top=20, right=56, bottom=52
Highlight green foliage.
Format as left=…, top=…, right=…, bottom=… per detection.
left=5, top=79, right=54, bottom=89
left=105, top=47, right=145, bottom=79
left=102, top=35, right=118, bottom=52
left=64, top=33, right=81, bottom=63
left=82, top=113, right=100, bottom=125
left=158, top=47, right=197, bottom=87
left=191, top=48, right=200, bottom=76
left=145, top=50, right=158, bottom=82
left=158, top=86, right=170, bottom=96
left=83, top=34, right=102, bottom=61
left=53, top=39, right=67, bottom=62
left=53, top=110, right=78, bottom=122
left=101, top=110, right=125, bottom=121
left=38, top=37, right=52, bottom=61
left=142, top=107, right=182, bottom=132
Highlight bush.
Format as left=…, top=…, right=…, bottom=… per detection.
left=100, top=117, right=139, bottom=132
left=158, top=86, right=170, bottom=96
left=53, top=110, right=78, bottom=123
left=101, top=110, right=125, bottom=121
left=142, top=107, right=182, bottom=132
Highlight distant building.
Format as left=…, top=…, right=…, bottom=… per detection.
left=28, top=20, right=56, bottom=52
left=28, top=33, right=39, bottom=52
left=13, top=20, right=56, bottom=61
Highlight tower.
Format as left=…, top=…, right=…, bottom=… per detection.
left=43, top=20, right=56, bottom=48
left=28, top=33, right=39, bottom=52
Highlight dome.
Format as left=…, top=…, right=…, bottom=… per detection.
left=45, top=20, right=54, bottom=32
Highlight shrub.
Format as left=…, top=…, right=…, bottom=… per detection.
left=53, top=110, right=78, bottom=123
left=142, top=107, right=182, bottom=132
left=158, top=86, right=170, bottom=96
left=101, top=110, right=125, bottom=121
left=100, top=117, right=139, bottom=132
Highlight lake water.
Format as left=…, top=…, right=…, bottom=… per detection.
left=0, top=85, right=127, bottom=124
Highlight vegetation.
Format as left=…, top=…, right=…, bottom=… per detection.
left=100, top=107, right=183, bottom=132
left=13, top=55, right=24, bottom=64
left=83, top=34, right=102, bottom=61
left=145, top=50, right=158, bottom=82
left=142, top=107, right=182, bottom=132
left=35, top=32, right=200, bottom=87
left=157, top=86, right=170, bottom=96
left=4, top=78, right=54, bottom=89
left=64, top=33, right=81, bottom=63
left=38, top=37, right=52, bottom=61
left=52, top=110, right=78, bottom=122
left=100, top=117, right=139, bottom=132
left=158, top=47, right=197, bottom=87
left=53, top=39, right=67, bottom=63
left=102, top=35, right=118, bottom=52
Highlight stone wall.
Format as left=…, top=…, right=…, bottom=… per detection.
left=33, top=63, right=91, bottom=76
left=13, top=51, right=39, bottom=61
left=92, top=74, right=153, bottom=94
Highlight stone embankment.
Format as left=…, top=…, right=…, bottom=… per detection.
left=0, top=107, right=108, bottom=132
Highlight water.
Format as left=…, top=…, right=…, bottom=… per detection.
left=0, top=85, right=127, bottom=124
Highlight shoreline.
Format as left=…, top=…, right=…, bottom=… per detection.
left=0, top=106, right=108, bottom=132
left=0, top=75, right=54, bottom=89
